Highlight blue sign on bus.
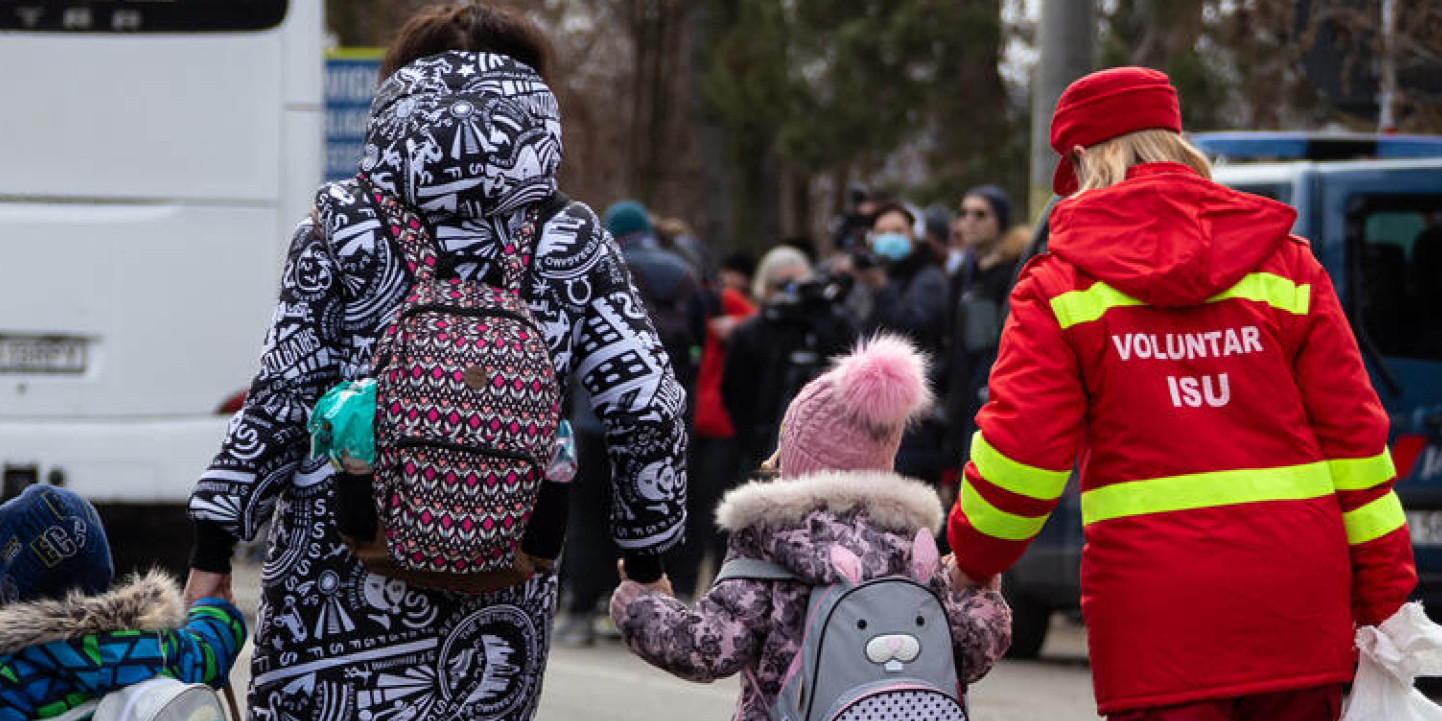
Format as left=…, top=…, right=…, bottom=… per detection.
left=325, top=49, right=383, bottom=182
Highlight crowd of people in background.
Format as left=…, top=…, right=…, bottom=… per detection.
left=555, top=182, right=1031, bottom=643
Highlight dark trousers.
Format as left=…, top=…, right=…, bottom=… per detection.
left=559, top=430, right=617, bottom=616
left=1108, top=685, right=1343, bottom=721
left=669, top=435, right=743, bottom=598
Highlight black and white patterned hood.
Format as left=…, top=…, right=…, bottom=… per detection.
left=360, top=51, right=562, bottom=222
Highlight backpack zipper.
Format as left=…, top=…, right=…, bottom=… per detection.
left=398, top=303, right=536, bottom=328
left=391, top=436, right=539, bottom=467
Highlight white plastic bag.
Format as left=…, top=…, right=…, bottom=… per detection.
left=1342, top=602, right=1442, bottom=721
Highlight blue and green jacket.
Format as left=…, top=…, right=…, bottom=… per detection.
left=0, top=571, right=245, bottom=721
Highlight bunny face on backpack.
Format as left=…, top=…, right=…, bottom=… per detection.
left=831, top=572, right=950, bottom=676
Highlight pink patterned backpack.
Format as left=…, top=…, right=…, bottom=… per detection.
left=358, top=177, right=561, bottom=591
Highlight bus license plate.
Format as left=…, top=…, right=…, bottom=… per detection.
left=1407, top=511, right=1442, bottom=546
left=0, top=335, right=87, bottom=374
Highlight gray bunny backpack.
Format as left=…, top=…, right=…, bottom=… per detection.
left=714, top=529, right=968, bottom=721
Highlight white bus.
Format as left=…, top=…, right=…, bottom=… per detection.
left=0, top=1, right=324, bottom=572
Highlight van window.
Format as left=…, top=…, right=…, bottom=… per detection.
left=1353, top=196, right=1442, bottom=361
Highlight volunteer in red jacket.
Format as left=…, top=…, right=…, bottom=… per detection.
left=947, top=66, right=1417, bottom=721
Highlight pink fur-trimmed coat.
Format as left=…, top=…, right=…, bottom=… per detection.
left=609, top=470, right=1012, bottom=721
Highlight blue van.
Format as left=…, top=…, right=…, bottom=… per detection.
left=1002, top=132, right=1442, bottom=658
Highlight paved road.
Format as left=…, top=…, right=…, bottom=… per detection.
left=229, top=561, right=1102, bottom=720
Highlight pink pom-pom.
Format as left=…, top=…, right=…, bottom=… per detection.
left=830, top=334, right=932, bottom=430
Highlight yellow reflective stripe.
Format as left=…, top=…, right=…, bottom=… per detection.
left=1330, top=450, right=1397, bottom=491
left=1207, top=272, right=1311, bottom=315
left=1049, top=282, right=1143, bottom=329
left=1344, top=492, right=1406, bottom=545
left=1048, top=273, right=1311, bottom=329
left=1082, top=461, right=1334, bottom=525
left=958, top=481, right=1049, bottom=541
left=970, top=432, right=1069, bottom=500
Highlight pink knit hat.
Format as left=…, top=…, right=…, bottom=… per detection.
left=777, top=335, right=933, bottom=478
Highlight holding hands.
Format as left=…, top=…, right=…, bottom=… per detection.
left=943, top=554, right=999, bottom=591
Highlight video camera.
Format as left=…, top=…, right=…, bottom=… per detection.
left=762, top=272, right=855, bottom=328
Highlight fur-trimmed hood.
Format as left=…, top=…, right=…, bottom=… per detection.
left=0, top=570, right=185, bottom=655
left=716, top=470, right=944, bottom=586
left=717, top=470, right=942, bottom=535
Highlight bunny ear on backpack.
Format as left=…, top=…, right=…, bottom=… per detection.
left=911, top=528, right=939, bottom=584
left=830, top=546, right=864, bottom=586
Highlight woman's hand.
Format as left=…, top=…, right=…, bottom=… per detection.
left=616, top=559, right=675, bottom=597
left=943, top=554, right=998, bottom=591
left=184, top=569, right=234, bottom=606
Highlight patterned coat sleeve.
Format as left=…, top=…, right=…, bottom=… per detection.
left=609, top=578, right=769, bottom=683
left=927, top=575, right=1011, bottom=684
left=563, top=219, right=689, bottom=557
left=188, top=219, right=345, bottom=542
left=164, top=598, right=250, bottom=685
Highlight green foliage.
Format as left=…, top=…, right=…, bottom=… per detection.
left=702, top=0, right=1017, bottom=194
left=1096, top=0, right=1232, bottom=130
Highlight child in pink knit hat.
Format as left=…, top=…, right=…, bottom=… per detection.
left=610, top=335, right=1011, bottom=721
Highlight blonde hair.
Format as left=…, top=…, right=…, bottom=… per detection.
left=752, top=246, right=811, bottom=302
left=1074, top=129, right=1212, bottom=194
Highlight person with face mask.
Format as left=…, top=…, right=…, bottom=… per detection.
left=860, top=202, right=951, bottom=484
left=861, top=202, right=949, bottom=362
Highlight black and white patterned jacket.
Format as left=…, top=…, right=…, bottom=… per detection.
left=188, top=52, right=688, bottom=566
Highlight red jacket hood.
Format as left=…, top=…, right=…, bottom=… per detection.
left=1048, top=163, right=1298, bottom=307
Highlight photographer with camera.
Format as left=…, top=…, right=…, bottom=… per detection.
left=829, top=182, right=882, bottom=252
left=722, top=247, right=859, bottom=476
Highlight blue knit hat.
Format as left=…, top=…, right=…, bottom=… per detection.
left=0, top=485, right=113, bottom=604
left=603, top=200, right=653, bottom=239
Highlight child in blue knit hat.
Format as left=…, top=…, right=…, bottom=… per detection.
left=0, top=485, right=247, bottom=721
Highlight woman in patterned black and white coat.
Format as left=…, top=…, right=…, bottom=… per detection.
left=183, top=6, right=688, bottom=720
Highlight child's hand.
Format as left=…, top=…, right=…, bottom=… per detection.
left=616, top=559, right=675, bottom=597
left=339, top=452, right=373, bottom=475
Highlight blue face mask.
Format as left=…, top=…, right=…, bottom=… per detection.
left=871, top=232, right=913, bottom=261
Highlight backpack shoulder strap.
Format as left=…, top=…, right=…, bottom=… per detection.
left=357, top=174, right=437, bottom=282
left=713, top=557, right=800, bottom=585
left=499, top=191, right=573, bottom=292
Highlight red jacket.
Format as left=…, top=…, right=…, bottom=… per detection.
left=947, top=163, right=1416, bottom=714
left=693, top=287, right=756, bottom=439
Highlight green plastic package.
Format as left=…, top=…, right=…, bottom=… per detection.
left=308, top=378, right=377, bottom=466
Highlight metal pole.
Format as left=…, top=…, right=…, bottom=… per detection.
left=1378, top=0, right=1397, bottom=132
left=1029, top=0, right=1095, bottom=221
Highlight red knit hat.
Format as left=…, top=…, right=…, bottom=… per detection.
left=1049, top=66, right=1181, bottom=196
